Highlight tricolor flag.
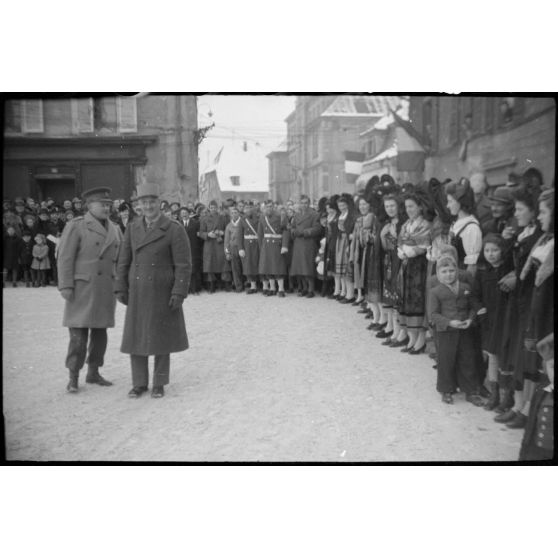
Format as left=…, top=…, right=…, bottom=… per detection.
left=392, top=111, right=426, bottom=172
left=344, top=150, right=365, bottom=184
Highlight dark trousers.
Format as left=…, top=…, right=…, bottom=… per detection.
left=435, top=329, right=480, bottom=395
left=230, top=251, right=244, bottom=290
left=130, top=354, right=170, bottom=387
left=66, top=328, right=108, bottom=373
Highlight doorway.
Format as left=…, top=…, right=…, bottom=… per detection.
left=37, top=179, right=76, bottom=205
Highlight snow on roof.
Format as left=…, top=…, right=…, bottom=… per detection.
left=369, top=143, right=398, bottom=163
left=201, top=141, right=269, bottom=193
left=360, top=98, right=410, bottom=136
left=322, top=95, right=401, bottom=117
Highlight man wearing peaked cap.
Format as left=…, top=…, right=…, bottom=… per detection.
left=115, top=182, right=192, bottom=399
left=57, top=186, right=122, bottom=393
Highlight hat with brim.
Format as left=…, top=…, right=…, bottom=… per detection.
left=488, top=186, right=514, bottom=205
left=136, top=183, right=160, bottom=199
left=82, top=187, right=113, bottom=203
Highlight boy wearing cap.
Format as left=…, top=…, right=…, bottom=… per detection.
left=57, top=187, right=122, bottom=393
left=115, top=183, right=192, bottom=398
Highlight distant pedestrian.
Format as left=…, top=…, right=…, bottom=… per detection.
left=31, top=233, right=50, bottom=287
left=224, top=205, right=244, bottom=292
left=3, top=225, right=22, bottom=287
left=19, top=229, right=34, bottom=287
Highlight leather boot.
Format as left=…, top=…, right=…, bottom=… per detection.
left=67, top=370, right=79, bottom=393
left=85, top=365, right=113, bottom=386
left=483, top=381, right=500, bottom=411
left=494, top=388, right=514, bottom=414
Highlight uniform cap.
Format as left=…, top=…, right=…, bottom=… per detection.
left=81, top=187, right=113, bottom=203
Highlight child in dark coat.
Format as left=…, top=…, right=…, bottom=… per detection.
left=3, top=225, right=22, bottom=287
left=472, top=233, right=514, bottom=410
left=428, top=253, right=484, bottom=406
left=31, top=233, right=50, bottom=287
left=19, top=229, right=34, bottom=287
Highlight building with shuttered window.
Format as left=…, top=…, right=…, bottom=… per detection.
left=3, top=95, right=199, bottom=204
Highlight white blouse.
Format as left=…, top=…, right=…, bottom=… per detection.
left=450, top=214, right=482, bottom=265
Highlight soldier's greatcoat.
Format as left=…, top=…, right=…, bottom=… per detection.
left=289, top=208, right=322, bottom=276
left=238, top=214, right=261, bottom=277
left=115, top=214, right=191, bottom=356
left=257, top=212, right=289, bottom=276
left=57, top=212, right=122, bottom=328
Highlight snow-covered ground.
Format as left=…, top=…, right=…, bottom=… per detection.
left=2, top=286, right=523, bottom=461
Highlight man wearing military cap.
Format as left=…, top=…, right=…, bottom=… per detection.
left=57, top=186, right=122, bottom=393
left=115, top=183, right=192, bottom=398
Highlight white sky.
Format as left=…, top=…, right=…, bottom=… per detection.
left=197, top=95, right=296, bottom=181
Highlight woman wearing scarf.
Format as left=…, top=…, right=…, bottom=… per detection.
left=350, top=196, right=374, bottom=306
left=396, top=188, right=432, bottom=354
left=494, top=185, right=544, bottom=427
left=334, top=193, right=357, bottom=303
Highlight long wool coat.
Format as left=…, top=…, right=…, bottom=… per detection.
left=57, top=212, right=122, bottom=328
left=289, top=209, right=322, bottom=276
left=238, top=214, right=260, bottom=277
left=258, top=212, right=289, bottom=276
left=199, top=212, right=227, bottom=274
left=115, top=214, right=191, bottom=356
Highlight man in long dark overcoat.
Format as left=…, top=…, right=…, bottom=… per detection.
left=199, top=200, right=227, bottom=293
left=115, top=183, right=192, bottom=398
left=289, top=195, right=322, bottom=297
left=57, top=187, right=122, bottom=393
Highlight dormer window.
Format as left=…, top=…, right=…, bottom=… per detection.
left=230, top=176, right=240, bottom=186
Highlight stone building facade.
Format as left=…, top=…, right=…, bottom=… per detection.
left=408, top=95, right=555, bottom=188
left=3, top=94, right=199, bottom=204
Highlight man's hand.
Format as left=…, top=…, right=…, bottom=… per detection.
left=116, top=292, right=128, bottom=305
left=169, top=294, right=184, bottom=311
left=498, top=273, right=516, bottom=292
left=449, top=320, right=463, bottom=329
left=460, top=319, right=473, bottom=329
left=281, top=247, right=288, bottom=255
left=208, top=231, right=217, bottom=239
left=60, top=288, right=74, bottom=302
left=239, top=249, right=246, bottom=258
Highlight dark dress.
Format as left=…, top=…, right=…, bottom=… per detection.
left=3, top=234, right=22, bottom=271
left=324, top=214, right=338, bottom=277
left=182, top=216, right=203, bottom=293
left=472, top=260, right=514, bottom=354
left=380, top=219, right=402, bottom=308
left=499, top=226, right=543, bottom=389
left=363, top=213, right=382, bottom=303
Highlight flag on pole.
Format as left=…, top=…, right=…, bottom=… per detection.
left=344, top=151, right=365, bottom=183
left=213, top=146, right=224, bottom=165
left=392, top=111, right=426, bottom=172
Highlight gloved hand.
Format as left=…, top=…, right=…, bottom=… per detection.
left=280, top=247, right=288, bottom=255
left=169, top=294, right=184, bottom=311
left=239, top=249, right=246, bottom=258
left=116, top=292, right=128, bottom=305
left=60, top=288, right=74, bottom=302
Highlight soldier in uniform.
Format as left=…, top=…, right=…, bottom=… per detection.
left=57, top=187, right=122, bottom=393
left=257, top=199, right=290, bottom=297
left=289, top=194, right=322, bottom=298
left=238, top=201, right=260, bottom=294
left=115, top=183, right=192, bottom=399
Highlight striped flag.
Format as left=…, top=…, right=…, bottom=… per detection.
left=392, top=112, right=425, bottom=172
left=344, top=150, right=365, bottom=183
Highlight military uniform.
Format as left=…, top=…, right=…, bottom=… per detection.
left=258, top=212, right=289, bottom=277
left=57, top=188, right=122, bottom=392
left=238, top=214, right=260, bottom=281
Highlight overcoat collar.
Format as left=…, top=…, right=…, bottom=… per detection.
left=84, top=211, right=119, bottom=256
left=131, top=213, right=171, bottom=250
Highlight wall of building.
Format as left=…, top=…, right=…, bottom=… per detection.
left=410, top=96, right=555, bottom=187
left=3, top=95, right=198, bottom=204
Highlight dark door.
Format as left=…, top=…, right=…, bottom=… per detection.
left=38, top=179, right=76, bottom=205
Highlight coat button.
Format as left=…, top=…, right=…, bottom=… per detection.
left=97, top=271, right=102, bottom=275
left=96, top=242, right=100, bottom=246
left=99, top=256, right=103, bottom=260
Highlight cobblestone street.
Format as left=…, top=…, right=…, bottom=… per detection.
left=3, top=286, right=523, bottom=461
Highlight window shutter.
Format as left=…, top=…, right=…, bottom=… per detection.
left=117, top=97, right=137, bottom=133
left=22, top=99, right=44, bottom=133
left=71, top=98, right=94, bottom=133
